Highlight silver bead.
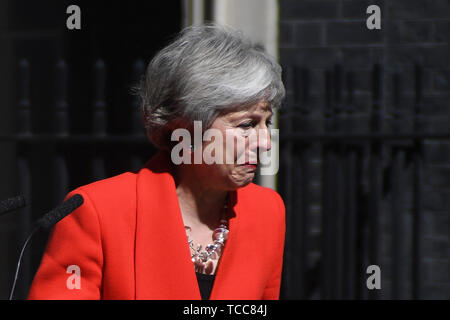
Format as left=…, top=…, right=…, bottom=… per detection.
left=214, top=245, right=223, bottom=255
left=208, top=251, right=217, bottom=259
left=214, top=227, right=227, bottom=234
left=213, top=230, right=228, bottom=241
left=215, top=238, right=225, bottom=245
left=194, top=256, right=203, bottom=265
left=212, top=232, right=222, bottom=241
left=199, top=252, right=208, bottom=262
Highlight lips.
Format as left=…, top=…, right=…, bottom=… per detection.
left=240, top=163, right=258, bottom=170
left=236, top=155, right=258, bottom=169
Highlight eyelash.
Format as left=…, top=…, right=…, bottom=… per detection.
left=239, top=119, right=273, bottom=128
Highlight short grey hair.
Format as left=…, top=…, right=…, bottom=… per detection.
left=139, top=23, right=285, bottom=151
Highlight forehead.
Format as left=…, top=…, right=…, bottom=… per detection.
left=222, top=100, right=273, bottom=119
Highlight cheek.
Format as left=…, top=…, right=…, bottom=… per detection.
left=205, top=161, right=254, bottom=189
left=228, top=166, right=255, bottom=187
left=223, top=133, right=248, bottom=163
left=205, top=127, right=250, bottom=165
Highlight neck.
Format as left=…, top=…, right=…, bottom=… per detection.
left=174, top=165, right=228, bottom=229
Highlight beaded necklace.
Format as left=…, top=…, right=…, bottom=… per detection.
left=184, top=195, right=229, bottom=274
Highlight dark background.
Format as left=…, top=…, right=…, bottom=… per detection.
left=278, top=0, right=449, bottom=299
left=0, top=0, right=180, bottom=299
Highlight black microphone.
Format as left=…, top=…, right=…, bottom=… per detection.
left=35, top=194, right=84, bottom=230
left=0, top=195, right=27, bottom=216
left=9, top=194, right=84, bottom=300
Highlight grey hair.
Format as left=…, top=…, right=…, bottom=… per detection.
left=138, top=23, right=285, bottom=151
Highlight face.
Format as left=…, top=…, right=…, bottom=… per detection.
left=194, top=100, right=273, bottom=190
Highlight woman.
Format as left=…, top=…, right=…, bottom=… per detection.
left=28, top=23, right=286, bottom=300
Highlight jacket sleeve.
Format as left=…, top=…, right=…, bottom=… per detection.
left=27, top=189, right=104, bottom=300
left=262, top=192, right=286, bottom=300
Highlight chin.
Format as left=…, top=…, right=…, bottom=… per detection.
left=228, top=175, right=255, bottom=189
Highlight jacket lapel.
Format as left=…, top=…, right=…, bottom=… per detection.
left=135, top=151, right=200, bottom=299
left=134, top=151, right=245, bottom=300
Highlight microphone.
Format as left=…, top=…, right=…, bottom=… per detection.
left=0, top=195, right=27, bottom=216
left=9, top=194, right=84, bottom=300
left=35, top=194, right=84, bottom=230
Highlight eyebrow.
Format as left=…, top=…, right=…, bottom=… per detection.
left=254, top=109, right=273, bottom=117
left=261, top=104, right=273, bottom=113
left=247, top=104, right=273, bottom=115
left=227, top=105, right=273, bottom=121
left=235, top=111, right=272, bottom=120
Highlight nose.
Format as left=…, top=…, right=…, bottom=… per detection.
left=257, top=127, right=271, bottom=152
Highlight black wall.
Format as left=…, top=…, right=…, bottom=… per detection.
left=0, top=0, right=181, bottom=299
left=279, top=0, right=449, bottom=299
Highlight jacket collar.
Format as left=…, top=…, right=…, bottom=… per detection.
left=134, top=151, right=242, bottom=299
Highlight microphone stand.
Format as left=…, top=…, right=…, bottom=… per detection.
left=8, top=194, right=83, bottom=300
left=9, top=225, right=40, bottom=300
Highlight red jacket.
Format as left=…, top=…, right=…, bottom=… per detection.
left=28, top=151, right=285, bottom=300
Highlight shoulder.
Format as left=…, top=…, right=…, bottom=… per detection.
left=76, top=171, right=137, bottom=196
left=66, top=171, right=138, bottom=225
left=240, top=182, right=285, bottom=209
left=71, top=171, right=137, bottom=204
left=237, top=183, right=285, bottom=255
left=238, top=183, right=285, bottom=224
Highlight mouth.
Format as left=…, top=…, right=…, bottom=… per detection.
left=239, top=162, right=258, bottom=170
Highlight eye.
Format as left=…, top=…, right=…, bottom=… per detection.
left=238, top=121, right=255, bottom=129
